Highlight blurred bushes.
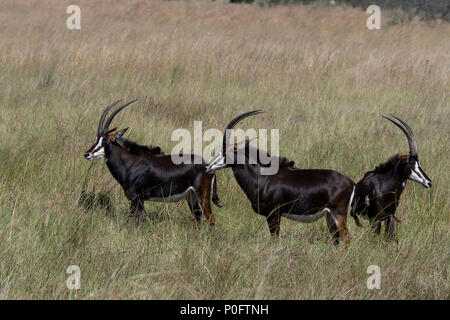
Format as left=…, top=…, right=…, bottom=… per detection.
left=229, top=0, right=450, bottom=21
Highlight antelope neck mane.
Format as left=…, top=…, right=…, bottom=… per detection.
left=242, top=145, right=295, bottom=168
left=364, top=154, right=407, bottom=176
left=116, top=137, right=164, bottom=156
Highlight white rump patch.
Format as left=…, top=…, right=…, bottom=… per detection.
left=282, top=208, right=330, bottom=223
left=211, top=174, right=216, bottom=191
left=365, top=195, right=370, bottom=207
left=148, top=186, right=196, bottom=203
left=347, top=186, right=356, bottom=213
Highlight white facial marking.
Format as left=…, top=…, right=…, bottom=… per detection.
left=92, top=148, right=105, bottom=158
left=205, top=153, right=226, bottom=173
left=91, top=137, right=105, bottom=159
left=95, top=137, right=103, bottom=149
left=409, top=161, right=428, bottom=185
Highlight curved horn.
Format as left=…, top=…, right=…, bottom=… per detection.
left=389, top=114, right=418, bottom=156
left=98, top=100, right=122, bottom=134
left=103, top=99, right=138, bottom=131
left=382, top=114, right=418, bottom=157
left=222, top=110, right=263, bottom=155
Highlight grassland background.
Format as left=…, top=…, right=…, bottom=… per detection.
left=0, top=0, right=448, bottom=299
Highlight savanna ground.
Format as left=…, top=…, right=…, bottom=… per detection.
left=0, top=0, right=448, bottom=299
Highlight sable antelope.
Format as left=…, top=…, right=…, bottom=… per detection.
left=206, top=111, right=356, bottom=245
left=84, top=99, right=221, bottom=224
left=351, top=115, right=432, bottom=239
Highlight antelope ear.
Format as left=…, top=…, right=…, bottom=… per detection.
left=115, top=127, right=128, bottom=138
left=106, top=127, right=118, bottom=135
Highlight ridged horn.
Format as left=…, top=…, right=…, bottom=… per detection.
left=103, top=99, right=138, bottom=131
left=98, top=100, right=122, bottom=134
left=222, top=110, right=263, bottom=156
left=382, top=114, right=418, bottom=157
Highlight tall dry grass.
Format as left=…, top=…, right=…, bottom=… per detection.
left=0, top=0, right=448, bottom=299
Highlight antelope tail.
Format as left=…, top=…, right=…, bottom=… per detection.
left=211, top=174, right=222, bottom=208
left=350, top=193, right=364, bottom=228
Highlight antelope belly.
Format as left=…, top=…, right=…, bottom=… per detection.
left=148, top=187, right=196, bottom=203
left=281, top=208, right=330, bottom=223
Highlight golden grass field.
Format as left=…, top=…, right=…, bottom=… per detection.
left=0, top=0, right=448, bottom=299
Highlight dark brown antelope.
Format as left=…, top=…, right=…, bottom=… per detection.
left=206, top=111, right=356, bottom=245
left=84, top=99, right=221, bottom=224
left=351, top=114, right=432, bottom=239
